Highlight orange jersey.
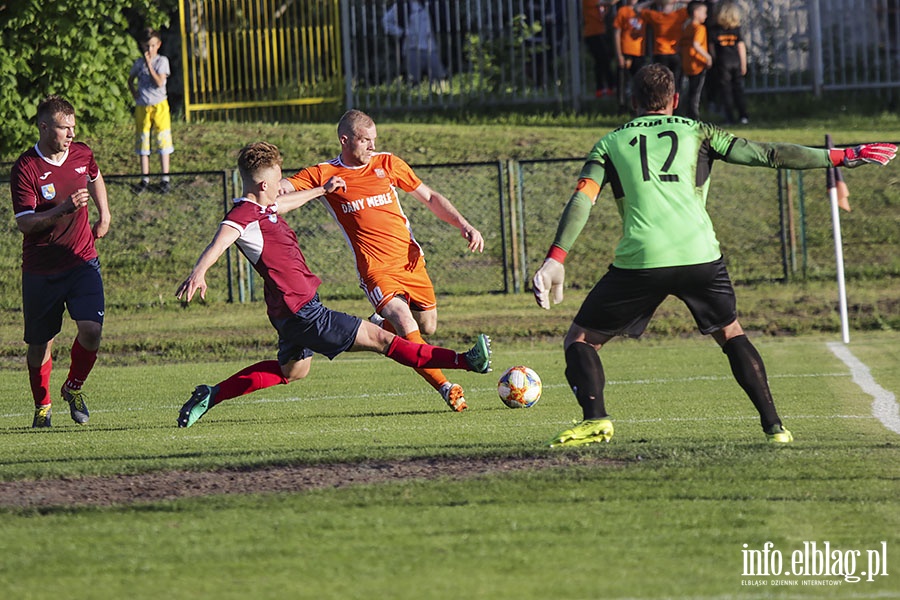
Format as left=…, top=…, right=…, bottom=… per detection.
left=642, top=7, right=688, bottom=55
left=582, top=0, right=610, bottom=37
left=681, top=22, right=708, bottom=76
left=285, top=153, right=424, bottom=278
left=613, top=5, right=645, bottom=56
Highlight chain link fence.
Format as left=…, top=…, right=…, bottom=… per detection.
left=2, top=154, right=898, bottom=311
left=514, top=154, right=900, bottom=290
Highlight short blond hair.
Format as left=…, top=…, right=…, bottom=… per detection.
left=337, top=109, right=375, bottom=139
left=716, top=2, right=742, bottom=29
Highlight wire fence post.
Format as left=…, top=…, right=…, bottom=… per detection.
left=777, top=169, right=789, bottom=282
left=507, top=158, right=521, bottom=293
left=496, top=160, right=510, bottom=294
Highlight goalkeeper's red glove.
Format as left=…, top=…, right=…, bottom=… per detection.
left=830, top=143, right=897, bottom=168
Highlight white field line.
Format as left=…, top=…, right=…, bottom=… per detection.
left=0, top=371, right=860, bottom=420
left=827, top=341, right=900, bottom=435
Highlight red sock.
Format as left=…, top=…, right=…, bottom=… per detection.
left=404, top=330, right=448, bottom=391
left=214, top=360, right=289, bottom=404
left=386, top=337, right=467, bottom=371
left=28, top=358, right=53, bottom=407
left=65, top=338, right=97, bottom=391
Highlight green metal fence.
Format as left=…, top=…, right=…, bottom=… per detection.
left=2, top=156, right=897, bottom=312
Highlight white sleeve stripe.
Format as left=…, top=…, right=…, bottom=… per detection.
left=15, top=210, right=35, bottom=219
left=222, top=220, right=244, bottom=235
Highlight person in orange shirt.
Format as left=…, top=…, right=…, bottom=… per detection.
left=639, top=0, right=688, bottom=91
left=613, top=0, right=646, bottom=112
left=280, top=110, right=485, bottom=412
left=680, top=1, right=713, bottom=119
left=582, top=0, right=615, bottom=97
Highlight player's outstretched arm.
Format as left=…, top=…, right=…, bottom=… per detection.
left=176, top=223, right=240, bottom=302
left=831, top=143, right=897, bottom=168
left=532, top=177, right=598, bottom=309
left=277, top=176, right=346, bottom=213
left=411, top=183, right=485, bottom=252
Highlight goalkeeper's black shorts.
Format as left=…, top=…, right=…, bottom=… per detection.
left=573, top=256, right=737, bottom=338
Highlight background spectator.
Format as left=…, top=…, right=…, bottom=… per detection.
left=614, top=0, right=647, bottom=112
left=383, top=0, right=448, bottom=85
left=582, top=0, right=616, bottom=97
left=128, top=27, right=173, bottom=194
left=709, top=1, right=748, bottom=124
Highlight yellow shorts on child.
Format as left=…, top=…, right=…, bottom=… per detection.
left=134, top=99, right=174, bottom=156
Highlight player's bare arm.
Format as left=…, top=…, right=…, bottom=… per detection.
left=411, top=183, right=484, bottom=252
left=15, top=188, right=91, bottom=235
left=176, top=224, right=241, bottom=302
left=88, top=172, right=111, bottom=239
left=276, top=175, right=346, bottom=213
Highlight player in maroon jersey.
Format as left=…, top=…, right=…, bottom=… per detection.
left=175, top=141, right=491, bottom=428
left=10, top=95, right=111, bottom=428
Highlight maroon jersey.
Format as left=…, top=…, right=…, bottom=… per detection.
left=223, top=198, right=322, bottom=319
left=10, top=142, right=100, bottom=274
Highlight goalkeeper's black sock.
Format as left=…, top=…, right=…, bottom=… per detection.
left=564, top=342, right=608, bottom=420
left=722, top=335, right=782, bottom=431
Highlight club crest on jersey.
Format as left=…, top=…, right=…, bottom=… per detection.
left=41, top=184, right=56, bottom=200
left=374, top=168, right=386, bottom=178
left=268, top=213, right=278, bottom=223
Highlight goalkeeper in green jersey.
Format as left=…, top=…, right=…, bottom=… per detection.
left=534, top=63, right=897, bottom=446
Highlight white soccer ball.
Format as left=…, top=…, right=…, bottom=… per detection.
left=498, top=365, right=542, bottom=408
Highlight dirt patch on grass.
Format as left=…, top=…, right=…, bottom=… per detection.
left=0, top=454, right=621, bottom=510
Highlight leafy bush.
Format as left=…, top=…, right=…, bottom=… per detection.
left=0, top=1, right=170, bottom=155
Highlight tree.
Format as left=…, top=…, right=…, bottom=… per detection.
left=0, top=1, right=171, bottom=157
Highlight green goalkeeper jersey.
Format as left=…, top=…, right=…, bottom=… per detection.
left=555, top=116, right=833, bottom=269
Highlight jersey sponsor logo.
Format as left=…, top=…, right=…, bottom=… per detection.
left=340, top=193, right=395, bottom=214
left=41, top=183, right=56, bottom=200
left=341, top=198, right=366, bottom=213
left=366, top=192, right=393, bottom=207
left=717, top=34, right=738, bottom=47
left=75, top=166, right=87, bottom=175
left=39, top=171, right=52, bottom=180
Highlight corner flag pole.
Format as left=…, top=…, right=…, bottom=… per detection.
left=825, top=134, right=850, bottom=344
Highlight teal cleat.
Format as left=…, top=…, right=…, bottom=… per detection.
left=549, top=418, right=614, bottom=447
left=178, top=385, right=217, bottom=428
left=464, top=334, right=492, bottom=373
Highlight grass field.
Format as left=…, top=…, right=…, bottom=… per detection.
left=1, top=320, right=898, bottom=599
left=1, top=112, right=898, bottom=599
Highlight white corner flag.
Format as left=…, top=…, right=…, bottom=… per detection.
left=825, top=134, right=850, bottom=344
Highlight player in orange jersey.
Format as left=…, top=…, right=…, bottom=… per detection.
left=280, top=110, right=484, bottom=412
